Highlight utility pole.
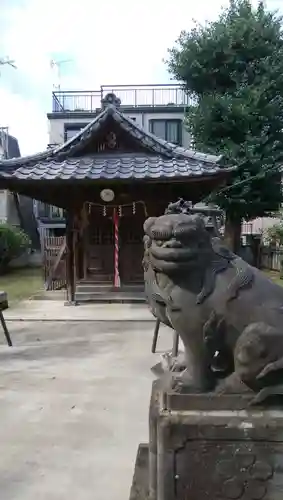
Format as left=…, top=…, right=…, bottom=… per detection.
left=0, top=56, right=17, bottom=158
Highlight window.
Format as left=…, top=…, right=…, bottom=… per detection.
left=65, top=129, right=81, bottom=141
left=149, top=119, right=182, bottom=145
left=64, top=123, right=89, bottom=142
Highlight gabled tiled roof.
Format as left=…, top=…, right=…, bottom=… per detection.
left=0, top=105, right=231, bottom=181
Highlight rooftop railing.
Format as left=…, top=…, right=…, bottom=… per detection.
left=52, top=84, right=193, bottom=112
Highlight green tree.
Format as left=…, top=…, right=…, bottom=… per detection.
left=167, top=0, right=283, bottom=251
left=0, top=224, right=31, bottom=273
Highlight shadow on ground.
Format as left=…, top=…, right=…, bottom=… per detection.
left=0, top=320, right=172, bottom=500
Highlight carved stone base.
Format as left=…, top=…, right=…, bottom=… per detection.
left=129, top=444, right=149, bottom=500
left=147, top=380, right=283, bottom=500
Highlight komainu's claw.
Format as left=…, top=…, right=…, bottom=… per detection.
left=257, top=357, right=283, bottom=380
left=250, top=384, right=283, bottom=405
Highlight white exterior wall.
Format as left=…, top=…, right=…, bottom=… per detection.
left=0, top=143, right=8, bottom=223
left=0, top=143, right=21, bottom=224
left=48, top=110, right=192, bottom=148
left=0, top=190, right=8, bottom=223
left=242, top=217, right=282, bottom=237
left=7, top=192, right=20, bottom=225
left=0, top=190, right=21, bottom=225
left=48, top=117, right=91, bottom=144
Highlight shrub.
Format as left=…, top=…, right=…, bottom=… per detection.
left=265, top=223, right=283, bottom=246
left=0, top=224, right=31, bottom=272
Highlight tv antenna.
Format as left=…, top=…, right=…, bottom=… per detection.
left=0, top=56, right=17, bottom=70
left=50, top=59, right=72, bottom=90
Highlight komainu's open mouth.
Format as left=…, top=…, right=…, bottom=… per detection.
left=150, top=243, right=197, bottom=263
left=160, top=239, right=183, bottom=249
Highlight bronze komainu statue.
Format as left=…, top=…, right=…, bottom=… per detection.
left=143, top=204, right=283, bottom=403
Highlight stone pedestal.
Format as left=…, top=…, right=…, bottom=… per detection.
left=130, top=380, right=283, bottom=500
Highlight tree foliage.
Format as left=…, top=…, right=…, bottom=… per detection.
left=0, top=224, right=31, bottom=273
left=167, top=0, right=283, bottom=226
left=265, top=222, right=283, bottom=246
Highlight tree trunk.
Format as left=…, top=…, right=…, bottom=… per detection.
left=224, top=213, right=242, bottom=254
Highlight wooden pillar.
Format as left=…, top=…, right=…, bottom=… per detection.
left=83, top=225, right=89, bottom=280
left=81, top=204, right=89, bottom=280
left=65, top=209, right=76, bottom=305
left=75, top=213, right=84, bottom=281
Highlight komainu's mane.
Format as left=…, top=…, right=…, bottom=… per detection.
left=196, top=238, right=254, bottom=304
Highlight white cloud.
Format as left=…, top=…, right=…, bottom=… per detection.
left=0, top=88, right=47, bottom=155
left=0, top=0, right=282, bottom=155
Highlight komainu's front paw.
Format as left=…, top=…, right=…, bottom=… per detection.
left=172, top=369, right=213, bottom=394
left=256, top=357, right=283, bottom=380
left=250, top=384, right=283, bottom=405
left=214, top=372, right=251, bottom=395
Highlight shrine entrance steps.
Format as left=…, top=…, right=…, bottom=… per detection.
left=75, top=281, right=145, bottom=304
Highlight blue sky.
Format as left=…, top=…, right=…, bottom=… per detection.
left=0, top=0, right=282, bottom=155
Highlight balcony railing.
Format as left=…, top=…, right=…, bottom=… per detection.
left=34, top=201, right=65, bottom=220
left=52, top=84, right=193, bottom=113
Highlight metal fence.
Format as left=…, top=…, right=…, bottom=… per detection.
left=52, top=84, right=194, bottom=112
left=260, top=246, right=282, bottom=272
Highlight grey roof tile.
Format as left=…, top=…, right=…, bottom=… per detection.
left=3, top=153, right=228, bottom=181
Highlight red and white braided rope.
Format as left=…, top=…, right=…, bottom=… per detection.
left=113, top=208, right=121, bottom=287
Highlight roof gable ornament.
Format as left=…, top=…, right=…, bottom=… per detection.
left=101, top=92, right=121, bottom=109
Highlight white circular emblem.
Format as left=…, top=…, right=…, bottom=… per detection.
left=100, top=189, right=115, bottom=202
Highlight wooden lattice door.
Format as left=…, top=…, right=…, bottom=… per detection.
left=119, top=215, right=144, bottom=284
left=87, top=216, right=114, bottom=282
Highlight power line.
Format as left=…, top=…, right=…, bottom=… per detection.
left=203, top=162, right=282, bottom=203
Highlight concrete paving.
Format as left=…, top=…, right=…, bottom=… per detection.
left=0, top=319, right=173, bottom=500
left=3, top=301, right=153, bottom=322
